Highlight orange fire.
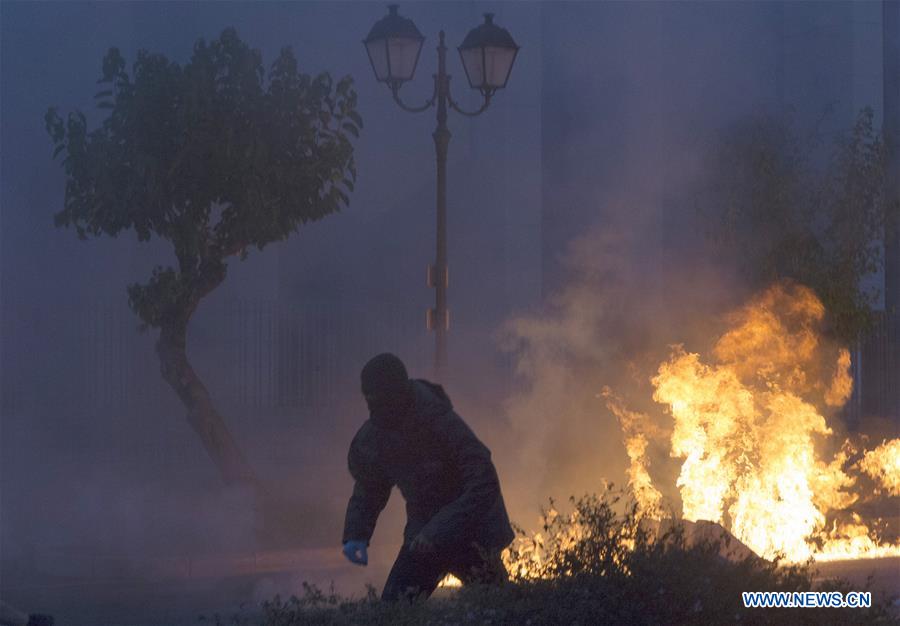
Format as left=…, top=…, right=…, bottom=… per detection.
left=859, top=438, right=900, bottom=497
left=613, top=283, right=899, bottom=563
left=438, top=573, right=463, bottom=588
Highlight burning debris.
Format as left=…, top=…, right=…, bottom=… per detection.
left=608, top=282, right=899, bottom=563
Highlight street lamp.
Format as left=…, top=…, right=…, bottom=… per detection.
left=458, top=13, right=519, bottom=94
left=363, top=5, right=519, bottom=381
left=364, top=5, right=424, bottom=87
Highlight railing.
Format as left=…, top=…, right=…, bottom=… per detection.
left=1, top=295, right=428, bottom=415
left=846, top=310, right=898, bottom=427
left=2, top=293, right=892, bottom=423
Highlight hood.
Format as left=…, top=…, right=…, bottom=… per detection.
left=411, top=379, right=453, bottom=418
left=366, top=378, right=452, bottom=430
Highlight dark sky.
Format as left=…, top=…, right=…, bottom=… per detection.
left=0, top=0, right=892, bottom=619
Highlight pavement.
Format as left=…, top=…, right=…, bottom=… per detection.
left=0, top=547, right=394, bottom=626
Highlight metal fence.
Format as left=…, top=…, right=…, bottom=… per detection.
left=1, top=295, right=427, bottom=416
left=846, top=311, right=898, bottom=427
left=79, top=297, right=159, bottom=410
left=224, top=297, right=427, bottom=410
left=229, top=299, right=338, bottom=410
left=9, top=295, right=891, bottom=422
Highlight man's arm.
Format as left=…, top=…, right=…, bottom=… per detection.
left=415, top=411, right=501, bottom=549
left=342, top=432, right=392, bottom=546
left=342, top=475, right=392, bottom=545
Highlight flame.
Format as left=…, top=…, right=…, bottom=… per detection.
left=603, top=388, right=663, bottom=516
left=619, top=283, right=898, bottom=562
left=438, top=573, right=463, bottom=588
left=502, top=505, right=590, bottom=580
left=858, top=439, right=900, bottom=497
left=824, top=349, right=853, bottom=407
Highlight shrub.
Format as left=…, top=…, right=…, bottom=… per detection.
left=208, top=488, right=898, bottom=625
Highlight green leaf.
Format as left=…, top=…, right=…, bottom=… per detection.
left=48, top=26, right=360, bottom=328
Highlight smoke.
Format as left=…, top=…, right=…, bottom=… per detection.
left=493, top=189, right=747, bottom=528
left=493, top=195, right=898, bottom=559
left=3, top=1, right=891, bottom=619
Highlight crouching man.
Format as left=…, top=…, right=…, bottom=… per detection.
left=341, top=353, right=514, bottom=602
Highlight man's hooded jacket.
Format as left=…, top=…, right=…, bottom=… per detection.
left=342, top=378, right=514, bottom=552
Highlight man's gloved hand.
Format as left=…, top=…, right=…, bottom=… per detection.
left=342, top=540, right=368, bottom=565
left=409, top=533, right=435, bottom=555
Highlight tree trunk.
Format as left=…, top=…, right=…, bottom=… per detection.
left=155, top=309, right=322, bottom=547
left=157, top=318, right=262, bottom=488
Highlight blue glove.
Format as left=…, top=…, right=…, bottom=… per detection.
left=342, top=540, right=368, bottom=565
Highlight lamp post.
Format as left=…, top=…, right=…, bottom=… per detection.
left=364, top=5, right=519, bottom=381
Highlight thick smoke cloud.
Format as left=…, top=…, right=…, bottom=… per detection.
left=495, top=201, right=742, bottom=527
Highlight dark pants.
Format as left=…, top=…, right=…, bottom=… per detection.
left=381, top=541, right=507, bottom=603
